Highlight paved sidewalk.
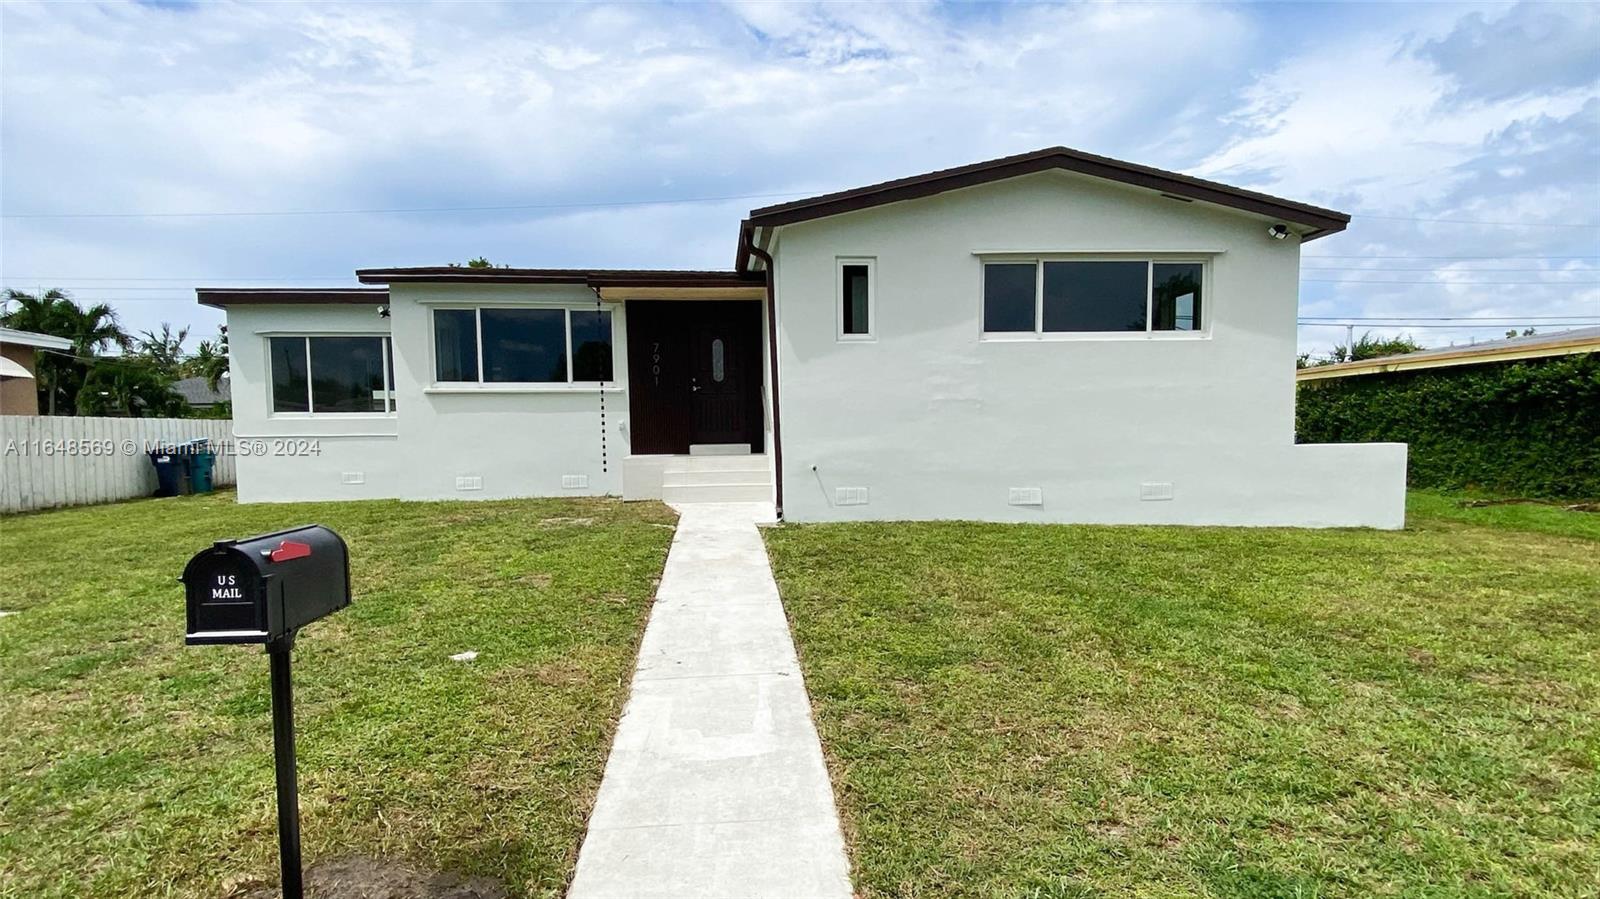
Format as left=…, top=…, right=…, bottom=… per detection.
left=568, top=503, right=853, bottom=899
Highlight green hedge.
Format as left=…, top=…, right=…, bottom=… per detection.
left=1296, top=353, right=1600, bottom=499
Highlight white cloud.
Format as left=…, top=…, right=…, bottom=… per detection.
left=0, top=0, right=1594, bottom=355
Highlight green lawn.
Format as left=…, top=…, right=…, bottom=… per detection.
left=0, top=491, right=676, bottom=899
left=765, top=494, right=1600, bottom=898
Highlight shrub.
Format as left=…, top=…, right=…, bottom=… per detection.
left=1296, top=353, right=1600, bottom=499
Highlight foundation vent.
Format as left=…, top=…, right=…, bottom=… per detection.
left=835, top=486, right=869, bottom=506
left=1008, top=487, right=1044, bottom=506
left=455, top=476, right=484, bottom=492
left=341, top=472, right=365, bottom=485
left=1140, top=482, right=1175, bottom=501
left=562, top=474, right=589, bottom=490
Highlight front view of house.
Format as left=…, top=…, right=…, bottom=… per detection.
left=201, top=147, right=1406, bottom=527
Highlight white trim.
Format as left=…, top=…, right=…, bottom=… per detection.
left=0, top=328, right=75, bottom=351
left=265, top=333, right=398, bottom=417
left=424, top=385, right=625, bottom=395
left=834, top=256, right=877, bottom=342
left=428, top=303, right=615, bottom=387
left=972, top=248, right=1227, bottom=257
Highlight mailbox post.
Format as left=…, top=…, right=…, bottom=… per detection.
left=182, top=525, right=351, bottom=899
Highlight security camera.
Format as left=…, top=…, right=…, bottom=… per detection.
left=1267, top=223, right=1290, bottom=240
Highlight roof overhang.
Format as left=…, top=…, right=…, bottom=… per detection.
left=735, top=146, right=1351, bottom=272
left=197, top=288, right=388, bottom=309
left=0, top=327, right=74, bottom=351
left=354, top=268, right=765, bottom=300
left=1298, top=335, right=1600, bottom=382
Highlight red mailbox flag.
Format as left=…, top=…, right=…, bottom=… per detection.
left=269, top=541, right=312, bottom=563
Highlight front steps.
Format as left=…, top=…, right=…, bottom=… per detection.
left=662, top=454, right=772, bottom=504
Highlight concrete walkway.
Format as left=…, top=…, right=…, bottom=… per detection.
left=568, top=503, right=853, bottom=899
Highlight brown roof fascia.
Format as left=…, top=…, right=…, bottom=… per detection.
left=356, top=267, right=761, bottom=289
left=197, top=288, right=388, bottom=309
left=736, top=146, right=1352, bottom=269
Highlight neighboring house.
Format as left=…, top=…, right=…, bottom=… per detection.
left=0, top=327, right=75, bottom=415
left=200, top=147, right=1407, bottom=527
left=172, top=375, right=231, bottom=410
left=1296, top=327, right=1598, bottom=499
left=1297, top=327, right=1600, bottom=382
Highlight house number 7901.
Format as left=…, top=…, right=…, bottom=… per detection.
left=651, top=341, right=662, bottom=386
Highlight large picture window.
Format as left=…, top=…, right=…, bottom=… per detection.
left=982, top=259, right=1205, bottom=336
left=269, top=336, right=395, bottom=414
left=432, top=307, right=613, bottom=384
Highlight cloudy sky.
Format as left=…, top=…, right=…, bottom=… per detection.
left=2, top=1, right=1597, bottom=357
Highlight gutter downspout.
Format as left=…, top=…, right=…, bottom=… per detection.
left=748, top=240, right=784, bottom=520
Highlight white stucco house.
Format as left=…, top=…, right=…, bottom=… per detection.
left=200, top=147, right=1407, bottom=527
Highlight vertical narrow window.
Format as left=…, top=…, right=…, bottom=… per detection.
left=269, top=337, right=310, bottom=412
left=982, top=263, right=1038, bottom=332
left=569, top=309, right=614, bottom=381
left=434, top=309, right=479, bottom=381
left=840, top=261, right=872, bottom=337
left=711, top=338, right=726, bottom=382
left=1152, top=263, right=1203, bottom=331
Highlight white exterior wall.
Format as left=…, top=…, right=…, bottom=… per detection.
left=227, top=284, right=629, bottom=503
left=770, top=171, right=1406, bottom=527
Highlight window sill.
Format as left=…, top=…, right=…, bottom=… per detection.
left=980, top=331, right=1212, bottom=342
left=424, top=384, right=626, bottom=395
left=268, top=413, right=396, bottom=420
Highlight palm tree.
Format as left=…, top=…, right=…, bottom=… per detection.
left=135, top=323, right=189, bottom=379
left=185, top=328, right=229, bottom=391
left=1, top=289, right=131, bottom=414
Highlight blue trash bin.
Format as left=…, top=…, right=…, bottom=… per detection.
left=148, top=449, right=190, bottom=497
left=186, top=440, right=217, bottom=493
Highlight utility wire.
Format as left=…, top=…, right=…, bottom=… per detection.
left=0, top=189, right=817, bottom=220
left=1302, top=278, right=1600, bottom=285
left=3, top=190, right=1596, bottom=228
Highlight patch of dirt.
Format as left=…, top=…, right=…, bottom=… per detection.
left=538, top=516, right=594, bottom=527
left=234, top=856, right=508, bottom=899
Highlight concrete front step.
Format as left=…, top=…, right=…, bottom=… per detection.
left=663, top=468, right=773, bottom=487
left=662, top=482, right=773, bottom=504
left=663, top=454, right=771, bottom=474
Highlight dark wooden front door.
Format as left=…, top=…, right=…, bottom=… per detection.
left=627, top=301, right=763, bottom=454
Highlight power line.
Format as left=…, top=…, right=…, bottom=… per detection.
left=1297, top=321, right=1597, bottom=329
left=1302, top=266, right=1598, bottom=272
left=1302, top=278, right=1600, bottom=285
left=0, top=189, right=818, bottom=220
left=1306, top=254, right=1600, bottom=259
left=1300, top=315, right=1600, bottom=321
left=1351, top=213, right=1599, bottom=228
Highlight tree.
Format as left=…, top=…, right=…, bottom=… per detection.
left=0, top=289, right=130, bottom=414
left=466, top=256, right=493, bottom=268
left=75, top=359, right=185, bottom=418
left=1324, top=332, right=1424, bottom=365
left=134, top=323, right=189, bottom=379
left=185, top=327, right=229, bottom=391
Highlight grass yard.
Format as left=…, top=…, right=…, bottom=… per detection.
left=0, top=491, right=676, bottom=899
left=765, top=494, right=1600, bottom=898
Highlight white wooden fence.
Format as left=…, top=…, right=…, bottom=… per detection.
left=0, top=416, right=236, bottom=514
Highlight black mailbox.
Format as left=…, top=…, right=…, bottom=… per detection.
left=183, top=524, right=350, bottom=647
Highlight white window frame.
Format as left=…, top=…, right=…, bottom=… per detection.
left=977, top=254, right=1213, bottom=342
left=835, top=257, right=877, bottom=342
left=428, top=304, right=616, bottom=390
left=266, top=333, right=396, bottom=418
